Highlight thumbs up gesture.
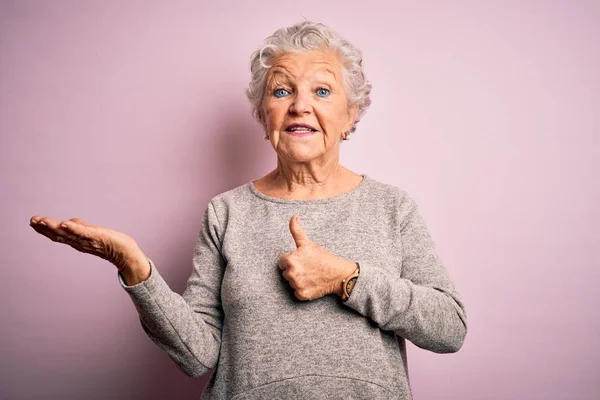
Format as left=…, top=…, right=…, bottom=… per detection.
left=278, top=215, right=358, bottom=301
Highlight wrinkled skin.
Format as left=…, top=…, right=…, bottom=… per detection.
left=261, top=49, right=358, bottom=165
left=262, top=50, right=360, bottom=301
left=278, top=215, right=357, bottom=301
left=29, top=216, right=144, bottom=272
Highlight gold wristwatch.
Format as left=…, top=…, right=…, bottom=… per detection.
left=341, top=262, right=360, bottom=301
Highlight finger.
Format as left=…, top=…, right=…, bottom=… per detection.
left=30, top=217, right=107, bottom=258
left=289, top=214, right=309, bottom=248
left=34, top=217, right=62, bottom=231
left=282, top=271, right=298, bottom=289
left=30, top=217, right=73, bottom=242
left=30, top=216, right=71, bottom=234
left=277, top=253, right=290, bottom=270
left=30, top=215, right=56, bottom=227
left=295, top=289, right=311, bottom=301
left=68, top=217, right=96, bottom=228
left=60, top=219, right=93, bottom=239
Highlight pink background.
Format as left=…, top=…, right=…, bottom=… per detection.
left=1, top=1, right=598, bottom=399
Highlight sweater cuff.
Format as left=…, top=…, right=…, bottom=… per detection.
left=117, top=258, right=184, bottom=339
left=342, top=261, right=408, bottom=313
left=117, top=258, right=170, bottom=304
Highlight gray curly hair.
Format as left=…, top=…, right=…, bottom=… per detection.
left=246, top=21, right=372, bottom=134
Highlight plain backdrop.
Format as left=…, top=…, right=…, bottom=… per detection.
left=1, top=1, right=598, bottom=399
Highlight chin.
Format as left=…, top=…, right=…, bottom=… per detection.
left=283, top=148, right=322, bottom=163
left=276, top=136, right=327, bottom=160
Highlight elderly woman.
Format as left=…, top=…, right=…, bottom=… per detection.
left=30, top=21, right=467, bottom=399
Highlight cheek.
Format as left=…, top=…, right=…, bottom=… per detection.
left=317, top=103, right=347, bottom=130
left=263, top=102, right=286, bottom=125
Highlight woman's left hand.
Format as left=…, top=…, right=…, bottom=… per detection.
left=278, top=215, right=357, bottom=301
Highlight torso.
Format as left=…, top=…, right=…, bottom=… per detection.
left=200, top=174, right=412, bottom=398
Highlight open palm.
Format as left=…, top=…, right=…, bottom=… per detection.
left=29, top=215, right=142, bottom=272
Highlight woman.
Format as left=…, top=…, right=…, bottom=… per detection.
left=30, top=21, right=467, bottom=399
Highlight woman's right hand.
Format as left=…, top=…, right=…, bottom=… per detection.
left=29, top=215, right=148, bottom=277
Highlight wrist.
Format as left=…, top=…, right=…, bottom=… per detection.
left=334, top=259, right=360, bottom=297
left=119, top=251, right=151, bottom=286
left=340, top=262, right=360, bottom=301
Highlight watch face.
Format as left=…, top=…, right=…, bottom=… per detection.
left=347, top=277, right=357, bottom=294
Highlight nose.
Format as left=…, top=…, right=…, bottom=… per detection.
left=289, top=88, right=312, bottom=115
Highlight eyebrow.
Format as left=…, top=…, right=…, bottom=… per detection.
left=270, top=70, right=292, bottom=79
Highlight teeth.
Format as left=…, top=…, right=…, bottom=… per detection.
left=289, top=127, right=312, bottom=131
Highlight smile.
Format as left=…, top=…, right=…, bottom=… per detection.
left=285, top=123, right=318, bottom=137
left=285, top=130, right=317, bottom=137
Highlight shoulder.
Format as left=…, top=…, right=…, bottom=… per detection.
left=210, top=181, right=250, bottom=204
left=359, top=176, right=423, bottom=232
left=362, top=175, right=418, bottom=210
left=203, top=181, right=256, bottom=223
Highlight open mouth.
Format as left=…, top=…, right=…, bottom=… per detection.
left=285, top=123, right=318, bottom=133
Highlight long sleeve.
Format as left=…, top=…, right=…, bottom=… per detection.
left=343, top=192, right=468, bottom=353
left=118, top=201, right=226, bottom=377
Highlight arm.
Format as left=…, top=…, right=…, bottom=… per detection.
left=343, top=192, right=467, bottom=353
left=118, top=202, right=225, bottom=377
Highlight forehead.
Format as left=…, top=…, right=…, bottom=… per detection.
left=267, top=50, right=343, bottom=82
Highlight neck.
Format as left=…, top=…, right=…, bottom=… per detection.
left=271, top=154, right=345, bottom=194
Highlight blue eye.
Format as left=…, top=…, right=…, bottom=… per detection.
left=316, top=88, right=330, bottom=97
left=273, top=88, right=290, bottom=98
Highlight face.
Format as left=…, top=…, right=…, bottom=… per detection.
left=261, top=50, right=358, bottom=164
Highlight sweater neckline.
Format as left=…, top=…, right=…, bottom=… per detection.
left=248, top=174, right=370, bottom=205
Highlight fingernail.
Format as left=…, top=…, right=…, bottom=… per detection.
left=38, top=221, right=46, bottom=226
left=60, top=223, right=68, bottom=229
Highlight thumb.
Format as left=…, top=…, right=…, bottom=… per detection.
left=289, top=214, right=309, bottom=248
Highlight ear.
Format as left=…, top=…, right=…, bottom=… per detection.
left=343, top=103, right=359, bottom=133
